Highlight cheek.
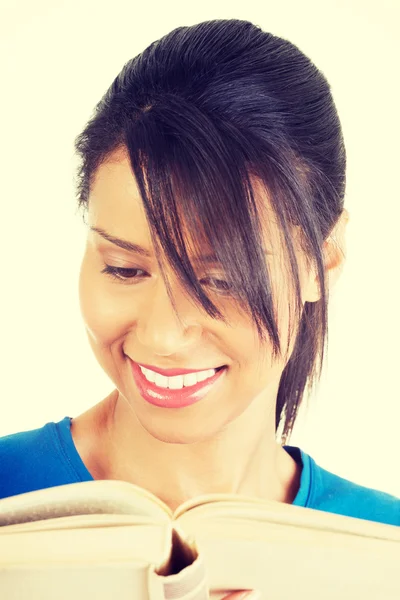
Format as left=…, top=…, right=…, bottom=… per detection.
left=78, top=252, right=129, bottom=347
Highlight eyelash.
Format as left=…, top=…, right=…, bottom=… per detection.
left=100, top=265, right=233, bottom=295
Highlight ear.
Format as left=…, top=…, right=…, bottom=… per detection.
left=304, top=208, right=350, bottom=303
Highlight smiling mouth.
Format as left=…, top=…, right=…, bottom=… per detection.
left=130, top=359, right=228, bottom=409
left=135, top=361, right=227, bottom=378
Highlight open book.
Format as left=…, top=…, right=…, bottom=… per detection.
left=0, top=480, right=399, bottom=600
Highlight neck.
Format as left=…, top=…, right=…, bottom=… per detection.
left=97, top=390, right=300, bottom=511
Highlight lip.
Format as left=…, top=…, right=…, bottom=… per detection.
left=130, top=359, right=227, bottom=408
left=136, top=362, right=226, bottom=377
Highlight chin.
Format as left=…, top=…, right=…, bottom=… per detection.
left=136, top=411, right=226, bottom=445
left=149, top=431, right=205, bottom=445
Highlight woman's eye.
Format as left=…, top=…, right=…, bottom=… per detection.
left=200, top=277, right=233, bottom=295
left=101, top=265, right=233, bottom=295
left=101, top=265, right=146, bottom=282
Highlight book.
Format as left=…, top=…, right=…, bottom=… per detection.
left=0, top=479, right=399, bottom=600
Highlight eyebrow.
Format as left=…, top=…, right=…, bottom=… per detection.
left=91, top=226, right=222, bottom=263
left=91, top=226, right=153, bottom=257
left=90, top=226, right=272, bottom=262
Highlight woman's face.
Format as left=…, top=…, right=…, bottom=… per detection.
left=79, top=148, right=317, bottom=444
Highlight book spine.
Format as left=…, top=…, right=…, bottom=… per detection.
left=147, top=554, right=208, bottom=600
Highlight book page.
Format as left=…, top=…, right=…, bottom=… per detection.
left=0, top=480, right=173, bottom=527
left=176, top=495, right=400, bottom=541
left=177, top=517, right=400, bottom=599
left=0, top=513, right=161, bottom=534
left=0, top=563, right=153, bottom=600
left=0, top=520, right=172, bottom=567
left=173, top=492, right=270, bottom=520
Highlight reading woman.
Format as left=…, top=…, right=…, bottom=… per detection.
left=0, top=18, right=398, bottom=597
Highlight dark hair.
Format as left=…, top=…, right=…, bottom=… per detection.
left=73, top=18, right=346, bottom=445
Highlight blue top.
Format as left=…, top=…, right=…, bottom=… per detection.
left=0, top=416, right=399, bottom=526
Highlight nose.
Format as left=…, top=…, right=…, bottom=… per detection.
left=135, top=275, right=203, bottom=356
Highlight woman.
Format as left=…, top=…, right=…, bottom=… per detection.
left=0, top=17, right=398, bottom=600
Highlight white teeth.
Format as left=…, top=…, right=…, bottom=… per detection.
left=196, top=369, right=214, bottom=382
left=168, top=375, right=184, bottom=390
left=139, top=366, right=217, bottom=389
left=142, top=368, right=156, bottom=383
left=183, top=372, right=198, bottom=387
left=154, top=372, right=169, bottom=388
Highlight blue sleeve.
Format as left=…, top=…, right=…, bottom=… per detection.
left=0, top=423, right=78, bottom=499
left=309, top=461, right=400, bottom=527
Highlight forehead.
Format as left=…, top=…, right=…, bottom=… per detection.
left=88, top=148, right=288, bottom=255
left=90, top=150, right=143, bottom=212
left=88, top=151, right=151, bottom=240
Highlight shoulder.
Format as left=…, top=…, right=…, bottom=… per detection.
left=0, top=421, right=50, bottom=462
left=0, top=419, right=73, bottom=500
left=308, top=453, right=400, bottom=526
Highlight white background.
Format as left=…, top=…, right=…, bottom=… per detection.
left=0, top=0, right=399, bottom=496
